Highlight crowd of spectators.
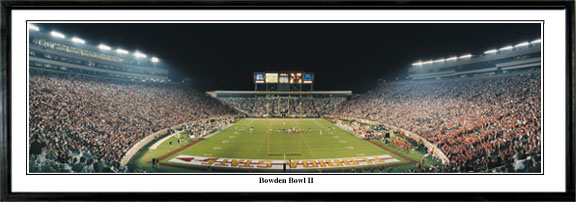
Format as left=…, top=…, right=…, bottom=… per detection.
left=219, top=97, right=346, bottom=117
left=29, top=71, right=238, bottom=172
left=182, top=117, right=236, bottom=139
left=329, top=71, right=541, bottom=172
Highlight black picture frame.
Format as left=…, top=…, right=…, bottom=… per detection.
left=1, top=0, right=574, bottom=201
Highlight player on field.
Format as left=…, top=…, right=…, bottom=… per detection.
left=250, top=127, right=254, bottom=134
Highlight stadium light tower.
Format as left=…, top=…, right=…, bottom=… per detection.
left=98, top=44, right=112, bottom=51
left=29, top=24, right=39, bottom=31
left=484, top=49, right=498, bottom=54
left=116, top=48, right=129, bottom=54
left=50, top=31, right=65, bottom=39
left=151, top=57, right=159, bottom=63
left=71, top=37, right=85, bottom=44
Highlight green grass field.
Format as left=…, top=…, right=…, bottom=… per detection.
left=130, top=118, right=441, bottom=172
left=172, top=118, right=388, bottom=159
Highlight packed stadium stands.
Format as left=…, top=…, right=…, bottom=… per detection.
left=28, top=71, right=238, bottom=172
left=218, top=97, right=346, bottom=117
left=329, top=69, right=541, bottom=172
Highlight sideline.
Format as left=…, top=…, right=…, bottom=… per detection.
left=149, top=132, right=177, bottom=150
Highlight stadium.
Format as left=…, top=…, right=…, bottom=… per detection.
left=28, top=23, right=541, bottom=173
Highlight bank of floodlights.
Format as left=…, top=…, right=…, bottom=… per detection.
left=445, top=56, right=458, bottom=61
left=514, top=42, right=530, bottom=48
left=484, top=49, right=498, bottom=54
left=38, top=29, right=162, bottom=64
left=412, top=61, right=423, bottom=66
left=116, top=48, right=129, bottom=54
left=50, top=31, right=65, bottom=39
left=412, top=38, right=541, bottom=67
left=433, top=58, right=445, bottom=63
left=98, top=44, right=112, bottom=51
left=71, top=37, right=85, bottom=44
left=499, top=45, right=514, bottom=51
left=422, top=60, right=434, bottom=65
left=133, top=51, right=147, bottom=58
left=29, top=24, right=39, bottom=31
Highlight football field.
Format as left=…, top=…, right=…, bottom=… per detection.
left=132, top=118, right=423, bottom=172
left=174, top=118, right=389, bottom=159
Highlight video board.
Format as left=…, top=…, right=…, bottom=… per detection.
left=254, top=72, right=265, bottom=84
left=279, top=73, right=290, bottom=84
left=255, top=72, right=313, bottom=85
left=289, top=72, right=303, bottom=84
left=265, top=73, right=279, bottom=83
left=303, top=72, right=314, bottom=84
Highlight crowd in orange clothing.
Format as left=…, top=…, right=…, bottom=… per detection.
left=29, top=71, right=238, bottom=172
left=330, top=70, right=541, bottom=172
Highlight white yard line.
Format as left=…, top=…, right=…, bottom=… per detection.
left=301, top=134, right=315, bottom=159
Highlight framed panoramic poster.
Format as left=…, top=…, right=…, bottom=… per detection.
left=1, top=0, right=574, bottom=201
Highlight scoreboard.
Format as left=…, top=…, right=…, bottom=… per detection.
left=254, top=72, right=313, bottom=84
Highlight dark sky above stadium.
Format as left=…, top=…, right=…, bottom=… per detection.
left=37, top=23, right=540, bottom=93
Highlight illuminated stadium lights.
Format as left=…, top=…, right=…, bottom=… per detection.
left=458, top=54, right=472, bottom=59
left=531, top=39, right=541, bottom=44
left=499, top=46, right=514, bottom=51
left=29, top=24, right=39, bottom=31
left=422, top=60, right=434, bottom=65
left=484, top=49, right=498, bottom=54
left=433, top=58, right=445, bottom=63
left=133, top=52, right=147, bottom=58
left=412, top=61, right=423, bottom=66
left=151, top=57, right=159, bottom=63
left=50, top=31, right=65, bottom=39
left=445, top=56, right=458, bottom=61
left=98, top=44, right=112, bottom=51
left=71, top=37, right=85, bottom=44
left=514, top=42, right=530, bottom=48
left=116, top=48, right=129, bottom=54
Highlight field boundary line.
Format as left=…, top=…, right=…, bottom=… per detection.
left=367, top=141, right=414, bottom=163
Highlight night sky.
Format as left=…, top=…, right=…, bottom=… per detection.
left=36, top=23, right=540, bottom=93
